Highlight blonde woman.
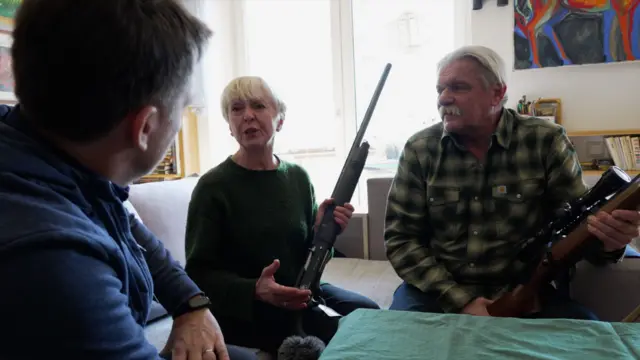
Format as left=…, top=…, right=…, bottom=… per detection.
left=184, top=76, right=380, bottom=356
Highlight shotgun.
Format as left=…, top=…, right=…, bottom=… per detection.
left=488, top=168, right=640, bottom=318
left=291, top=63, right=392, bottom=335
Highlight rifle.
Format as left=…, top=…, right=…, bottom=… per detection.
left=488, top=167, right=640, bottom=318
left=291, top=63, right=392, bottom=334
left=473, top=0, right=509, bottom=10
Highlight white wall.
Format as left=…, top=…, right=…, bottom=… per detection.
left=192, top=0, right=640, bottom=172
left=469, top=2, right=640, bottom=132
left=189, top=0, right=244, bottom=172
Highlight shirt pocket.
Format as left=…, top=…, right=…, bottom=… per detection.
left=426, top=186, right=463, bottom=235
left=490, top=178, right=545, bottom=240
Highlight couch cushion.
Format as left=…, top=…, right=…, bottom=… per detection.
left=366, top=178, right=393, bottom=261
left=321, top=258, right=402, bottom=309
left=127, top=178, right=201, bottom=324
left=127, top=177, right=200, bottom=266
left=123, top=200, right=142, bottom=222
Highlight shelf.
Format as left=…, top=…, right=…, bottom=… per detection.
left=582, top=170, right=640, bottom=176
left=567, top=129, right=640, bottom=137
left=142, top=174, right=183, bottom=180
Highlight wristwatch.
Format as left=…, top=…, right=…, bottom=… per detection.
left=172, top=294, right=211, bottom=318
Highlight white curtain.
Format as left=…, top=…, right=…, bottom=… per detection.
left=181, top=0, right=208, bottom=108
left=181, top=0, right=242, bottom=170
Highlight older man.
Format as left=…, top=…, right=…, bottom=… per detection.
left=0, top=1, right=256, bottom=360
left=384, top=45, right=640, bottom=320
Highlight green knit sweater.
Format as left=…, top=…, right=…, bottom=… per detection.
left=184, top=156, right=320, bottom=323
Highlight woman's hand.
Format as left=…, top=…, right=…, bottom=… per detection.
left=255, top=259, right=311, bottom=310
left=315, top=198, right=355, bottom=234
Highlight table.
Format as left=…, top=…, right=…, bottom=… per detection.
left=319, top=309, right=640, bottom=360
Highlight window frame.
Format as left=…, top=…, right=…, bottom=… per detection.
left=199, top=0, right=471, bottom=211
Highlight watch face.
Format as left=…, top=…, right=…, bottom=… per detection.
left=189, top=296, right=210, bottom=307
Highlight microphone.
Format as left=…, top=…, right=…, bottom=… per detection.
left=277, top=335, right=326, bottom=360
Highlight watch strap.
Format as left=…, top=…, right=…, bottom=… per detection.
left=172, top=294, right=211, bottom=318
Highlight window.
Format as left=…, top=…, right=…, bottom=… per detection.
left=351, top=0, right=458, bottom=209
left=201, top=0, right=464, bottom=211
left=242, top=0, right=342, bottom=204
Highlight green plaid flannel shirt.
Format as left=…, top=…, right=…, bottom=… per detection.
left=384, top=109, right=625, bottom=313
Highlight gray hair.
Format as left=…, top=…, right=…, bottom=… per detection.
left=436, top=45, right=508, bottom=107
left=220, top=76, right=287, bottom=122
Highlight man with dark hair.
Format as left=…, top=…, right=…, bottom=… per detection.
left=0, top=1, right=257, bottom=359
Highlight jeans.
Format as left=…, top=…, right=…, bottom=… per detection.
left=389, top=281, right=598, bottom=320
left=218, top=283, right=380, bottom=357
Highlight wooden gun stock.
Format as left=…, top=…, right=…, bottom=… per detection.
left=488, top=178, right=640, bottom=318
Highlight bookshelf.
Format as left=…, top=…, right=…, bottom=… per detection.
left=567, top=129, right=640, bottom=137
left=566, top=129, right=640, bottom=177
left=134, top=106, right=203, bottom=184
left=135, top=129, right=186, bottom=184
left=582, top=170, right=639, bottom=176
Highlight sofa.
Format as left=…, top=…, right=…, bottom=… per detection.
left=127, top=174, right=640, bottom=358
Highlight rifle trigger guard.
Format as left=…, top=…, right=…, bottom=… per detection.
left=308, top=295, right=326, bottom=309
left=542, top=250, right=554, bottom=266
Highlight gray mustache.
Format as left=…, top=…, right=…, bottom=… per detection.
left=439, top=106, right=462, bottom=117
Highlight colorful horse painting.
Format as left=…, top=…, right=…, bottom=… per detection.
left=0, top=0, right=21, bottom=33
left=514, top=0, right=640, bottom=69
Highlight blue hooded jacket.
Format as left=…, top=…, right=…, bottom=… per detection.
left=0, top=105, right=202, bottom=359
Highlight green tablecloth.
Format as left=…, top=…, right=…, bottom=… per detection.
left=319, top=309, right=640, bottom=360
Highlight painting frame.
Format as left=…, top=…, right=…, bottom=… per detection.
left=0, top=0, right=17, bottom=102
left=0, top=31, right=14, bottom=103
left=532, top=98, right=562, bottom=125
left=0, top=0, right=20, bottom=34
left=513, top=2, right=640, bottom=70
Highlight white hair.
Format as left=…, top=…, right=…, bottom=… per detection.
left=437, top=45, right=508, bottom=107
left=220, top=76, right=287, bottom=122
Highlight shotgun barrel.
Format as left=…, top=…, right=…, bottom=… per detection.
left=292, top=63, right=392, bottom=336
